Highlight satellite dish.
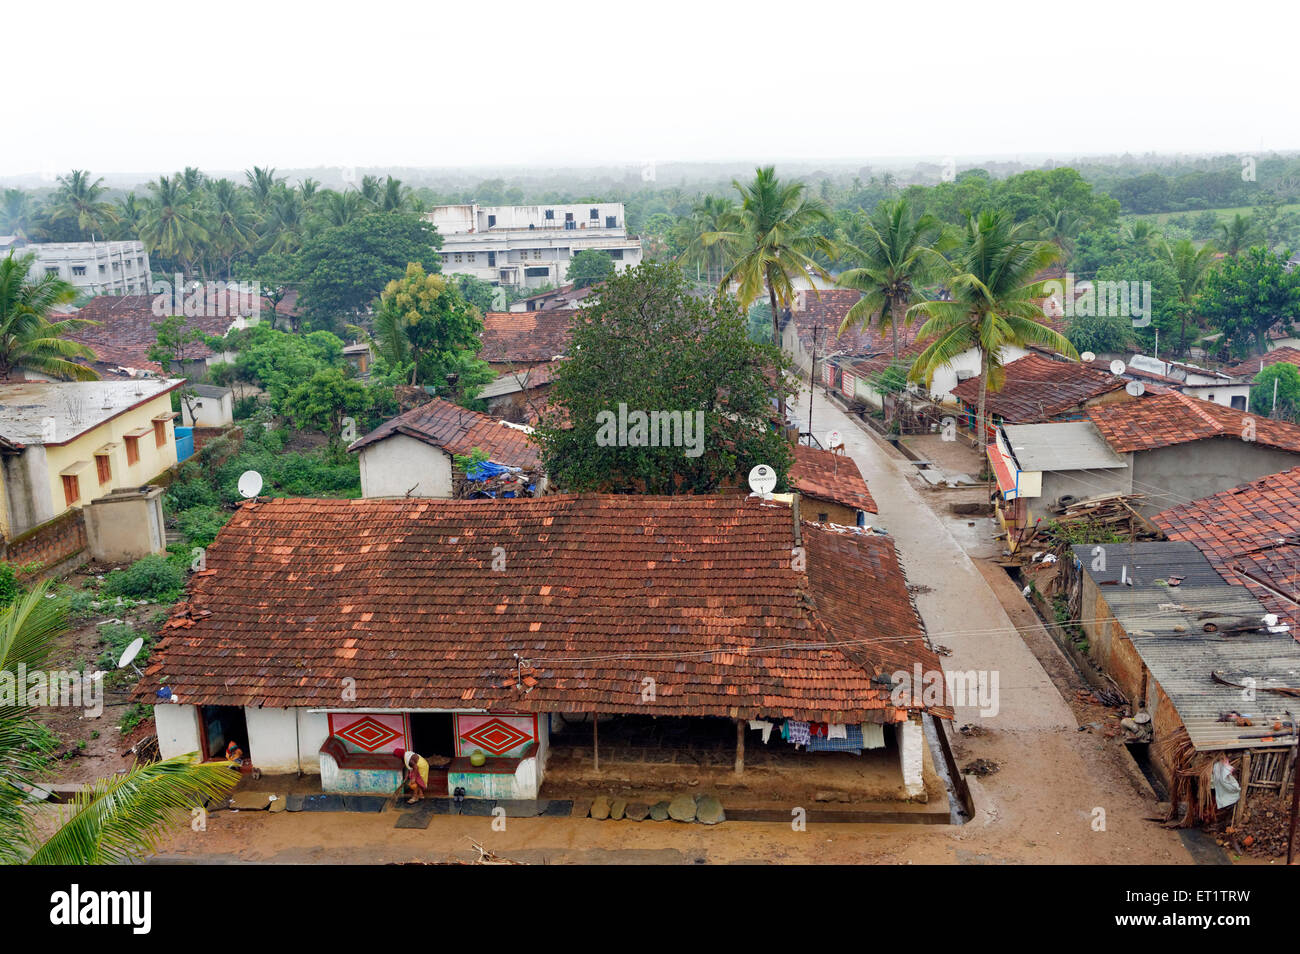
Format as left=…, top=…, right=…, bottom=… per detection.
left=826, top=429, right=843, bottom=449
left=1080, top=351, right=1096, bottom=363
left=1125, top=380, right=1146, bottom=397
left=1109, top=360, right=1127, bottom=376
left=748, top=464, right=777, bottom=497
left=119, top=637, right=145, bottom=676
left=237, top=470, right=264, bottom=499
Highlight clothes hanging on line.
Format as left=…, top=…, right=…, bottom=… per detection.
left=748, top=719, right=774, bottom=744
left=827, top=723, right=848, bottom=740
left=787, top=720, right=811, bottom=747
left=861, top=722, right=886, bottom=750
left=807, top=724, right=865, bottom=752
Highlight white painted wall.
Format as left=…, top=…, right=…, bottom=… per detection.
left=1180, top=383, right=1251, bottom=410
left=154, top=703, right=201, bottom=760
left=895, top=718, right=925, bottom=797
left=244, top=707, right=301, bottom=773
left=358, top=434, right=452, bottom=498
left=297, top=709, right=330, bottom=775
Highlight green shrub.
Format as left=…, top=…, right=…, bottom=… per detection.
left=96, top=621, right=150, bottom=669
left=165, top=478, right=219, bottom=512
left=0, top=563, right=20, bottom=608
left=176, top=505, right=229, bottom=548
left=101, top=555, right=186, bottom=603
left=119, top=703, right=150, bottom=735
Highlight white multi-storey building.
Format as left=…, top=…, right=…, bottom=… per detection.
left=425, top=203, right=642, bottom=291
left=4, top=239, right=152, bottom=297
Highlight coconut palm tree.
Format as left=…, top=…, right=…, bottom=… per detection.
left=204, top=178, right=257, bottom=279
left=1160, top=237, right=1218, bottom=355
left=0, top=583, right=238, bottom=864
left=705, top=167, right=836, bottom=416
left=0, top=253, right=99, bottom=381
left=1219, top=213, right=1257, bottom=257
left=49, top=170, right=118, bottom=239
left=112, top=193, right=146, bottom=241
left=139, top=176, right=208, bottom=278
left=259, top=187, right=306, bottom=255
left=244, top=166, right=281, bottom=205
left=379, top=176, right=414, bottom=213
left=836, top=197, right=947, bottom=363
left=677, top=195, right=737, bottom=285
left=316, top=190, right=366, bottom=229
left=1036, top=203, right=1084, bottom=260
left=907, top=210, right=1074, bottom=446
left=0, top=190, right=38, bottom=242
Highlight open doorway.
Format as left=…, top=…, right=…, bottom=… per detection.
left=198, top=705, right=248, bottom=762
left=409, top=713, right=456, bottom=759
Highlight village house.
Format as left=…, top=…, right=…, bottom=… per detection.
left=1124, top=355, right=1250, bottom=409
left=138, top=494, right=951, bottom=802
left=985, top=420, right=1130, bottom=545
left=1063, top=541, right=1300, bottom=804
left=475, top=310, right=575, bottom=423
left=65, top=290, right=256, bottom=380
left=1155, top=466, right=1300, bottom=633
left=508, top=283, right=599, bottom=313
left=1224, top=346, right=1300, bottom=382
left=787, top=442, right=877, bottom=527
left=178, top=384, right=234, bottom=428
left=348, top=397, right=544, bottom=499
left=1086, top=389, right=1300, bottom=516
left=949, top=353, right=1130, bottom=437
left=0, top=378, right=181, bottom=556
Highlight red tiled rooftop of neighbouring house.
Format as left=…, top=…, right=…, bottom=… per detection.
left=134, top=494, right=948, bottom=722
left=784, top=289, right=915, bottom=356
left=1088, top=389, right=1300, bottom=455
left=347, top=396, right=541, bottom=469
left=1155, top=467, right=1300, bottom=635
left=479, top=311, right=576, bottom=364
left=789, top=443, right=877, bottom=514
left=950, top=353, right=1125, bottom=423
left=69, top=293, right=250, bottom=368
left=1224, top=347, right=1300, bottom=379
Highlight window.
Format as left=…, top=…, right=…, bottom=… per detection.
left=590, top=208, right=599, bottom=219
left=153, top=419, right=167, bottom=447
left=544, top=209, right=554, bottom=220
left=62, top=475, right=80, bottom=506
left=72, top=265, right=87, bottom=276
left=1231, top=395, right=1247, bottom=410
left=487, top=214, right=496, bottom=227
left=454, top=253, right=463, bottom=263
left=125, top=435, right=140, bottom=464
left=98, top=264, right=106, bottom=273
left=533, top=249, right=543, bottom=260
left=467, top=252, right=475, bottom=263
left=45, top=266, right=59, bottom=276
left=95, top=454, right=112, bottom=485
left=609, top=249, right=623, bottom=260
left=565, top=212, right=574, bottom=222
left=605, top=216, right=617, bottom=228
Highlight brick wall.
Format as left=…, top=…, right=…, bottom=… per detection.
left=2, top=508, right=87, bottom=580
left=192, top=425, right=243, bottom=455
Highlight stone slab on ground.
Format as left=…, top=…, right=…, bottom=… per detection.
left=625, top=802, right=650, bottom=821
left=497, top=800, right=543, bottom=817
left=590, top=795, right=612, bottom=820
left=458, top=798, right=497, bottom=816
left=609, top=798, right=628, bottom=820
left=229, top=791, right=274, bottom=811
left=696, top=795, right=725, bottom=824
left=541, top=799, right=573, bottom=817
left=649, top=801, right=670, bottom=821
left=570, top=797, right=593, bottom=819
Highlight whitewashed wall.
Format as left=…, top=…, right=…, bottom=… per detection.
left=358, top=435, right=452, bottom=498
left=155, top=703, right=201, bottom=759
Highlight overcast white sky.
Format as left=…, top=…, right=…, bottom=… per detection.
left=4, top=0, right=1294, bottom=177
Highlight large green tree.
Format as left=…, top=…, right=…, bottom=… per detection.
left=537, top=262, right=792, bottom=494
left=1200, top=246, right=1300, bottom=356
left=373, top=262, right=490, bottom=392
left=908, top=211, right=1075, bottom=444
left=49, top=170, right=118, bottom=238
left=565, top=249, right=615, bottom=289
left=294, top=214, right=441, bottom=333
left=1251, top=362, right=1300, bottom=421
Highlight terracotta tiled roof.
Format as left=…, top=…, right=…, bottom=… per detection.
left=135, top=495, right=948, bottom=721
left=950, top=353, right=1126, bottom=423
left=69, top=293, right=248, bottom=370
left=1082, top=357, right=1180, bottom=385
left=1088, top=389, right=1300, bottom=455
left=785, top=289, right=922, bottom=357
left=1224, top=347, right=1300, bottom=378
left=480, top=311, right=576, bottom=364
left=348, top=397, right=540, bottom=469
left=1155, top=467, right=1300, bottom=635
left=789, top=443, right=877, bottom=514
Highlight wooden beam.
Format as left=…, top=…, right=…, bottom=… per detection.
left=1233, top=751, right=1253, bottom=828
left=593, top=713, right=599, bottom=774
left=734, top=719, right=745, bottom=775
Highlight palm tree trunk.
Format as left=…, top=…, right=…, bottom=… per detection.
left=977, top=348, right=989, bottom=450
left=767, top=278, right=785, bottom=422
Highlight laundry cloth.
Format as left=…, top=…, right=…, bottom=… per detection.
left=748, top=719, right=774, bottom=744
left=827, top=723, right=848, bottom=740
left=787, top=720, right=811, bottom=747
left=1212, top=760, right=1241, bottom=810
left=807, top=724, right=865, bottom=752
left=860, top=722, right=886, bottom=750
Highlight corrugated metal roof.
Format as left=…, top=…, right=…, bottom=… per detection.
left=1073, top=542, right=1300, bottom=750
left=1003, top=421, right=1127, bottom=472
